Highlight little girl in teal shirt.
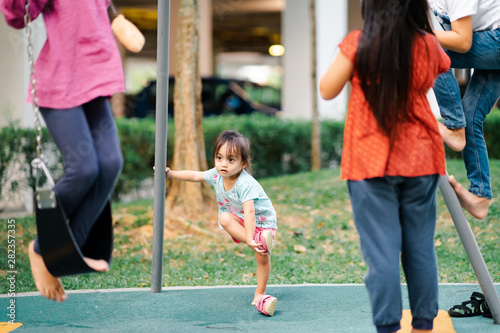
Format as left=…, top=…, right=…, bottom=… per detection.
left=165, top=130, right=278, bottom=316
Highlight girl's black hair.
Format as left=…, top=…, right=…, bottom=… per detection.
left=213, top=130, right=252, bottom=173
left=356, top=0, right=433, bottom=140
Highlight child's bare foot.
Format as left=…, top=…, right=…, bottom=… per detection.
left=28, top=241, right=67, bottom=302
left=438, top=123, right=465, bottom=152
left=411, top=329, right=432, bottom=333
left=84, top=258, right=109, bottom=272
left=252, top=293, right=266, bottom=305
left=449, top=175, right=491, bottom=220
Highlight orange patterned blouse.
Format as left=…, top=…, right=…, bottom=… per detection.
left=339, top=30, right=450, bottom=181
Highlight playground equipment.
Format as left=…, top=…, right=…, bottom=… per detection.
left=439, top=175, right=500, bottom=324
left=151, top=0, right=171, bottom=293
left=33, top=155, right=113, bottom=277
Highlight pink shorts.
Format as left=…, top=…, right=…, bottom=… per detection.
left=229, top=213, right=276, bottom=244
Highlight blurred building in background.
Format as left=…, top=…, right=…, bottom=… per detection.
left=0, top=0, right=363, bottom=127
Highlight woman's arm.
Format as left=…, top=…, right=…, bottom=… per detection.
left=165, top=168, right=205, bottom=182
left=0, top=0, right=50, bottom=28
left=319, top=50, right=354, bottom=100
left=434, top=15, right=473, bottom=53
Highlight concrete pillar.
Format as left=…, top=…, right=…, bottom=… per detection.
left=0, top=18, right=23, bottom=127
left=282, top=0, right=312, bottom=119
left=0, top=13, right=46, bottom=212
left=283, top=0, right=348, bottom=120
left=0, top=14, right=45, bottom=128
left=316, top=0, right=348, bottom=120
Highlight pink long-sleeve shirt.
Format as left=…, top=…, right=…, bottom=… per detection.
left=1, top=0, right=125, bottom=109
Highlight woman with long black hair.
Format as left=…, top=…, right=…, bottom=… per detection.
left=320, top=0, right=449, bottom=331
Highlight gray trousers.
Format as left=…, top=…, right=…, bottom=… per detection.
left=347, top=174, right=440, bottom=333
left=34, top=97, right=123, bottom=254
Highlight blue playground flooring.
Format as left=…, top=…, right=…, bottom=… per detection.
left=1, top=283, right=499, bottom=332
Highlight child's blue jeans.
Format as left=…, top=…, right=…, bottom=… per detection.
left=348, top=174, right=440, bottom=333
left=433, top=16, right=500, bottom=199
left=33, top=97, right=123, bottom=255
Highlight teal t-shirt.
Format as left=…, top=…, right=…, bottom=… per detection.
left=204, top=168, right=277, bottom=229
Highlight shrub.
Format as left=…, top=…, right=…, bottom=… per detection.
left=2, top=109, right=500, bottom=202
left=0, top=125, right=60, bottom=206
left=115, top=118, right=159, bottom=198
left=115, top=114, right=343, bottom=195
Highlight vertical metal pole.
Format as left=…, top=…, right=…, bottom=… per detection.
left=439, top=175, right=500, bottom=324
left=151, top=0, right=171, bottom=293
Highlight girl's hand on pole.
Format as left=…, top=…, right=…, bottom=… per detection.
left=152, top=166, right=171, bottom=178
left=247, top=239, right=266, bottom=255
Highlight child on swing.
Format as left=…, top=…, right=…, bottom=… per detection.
left=427, top=0, right=500, bottom=220
left=165, top=130, right=278, bottom=316
left=1, top=0, right=125, bottom=303
left=320, top=0, right=449, bottom=332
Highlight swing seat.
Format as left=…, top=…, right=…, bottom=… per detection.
left=35, top=189, right=113, bottom=277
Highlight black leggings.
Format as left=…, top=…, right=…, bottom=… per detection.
left=34, top=97, right=123, bottom=254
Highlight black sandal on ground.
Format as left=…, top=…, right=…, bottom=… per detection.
left=448, top=292, right=485, bottom=317
left=471, top=292, right=493, bottom=318
left=481, top=299, right=493, bottom=318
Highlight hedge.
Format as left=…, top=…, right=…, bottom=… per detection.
left=1, top=110, right=500, bottom=202
left=115, top=114, right=344, bottom=197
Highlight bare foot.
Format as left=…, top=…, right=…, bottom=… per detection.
left=438, top=123, right=465, bottom=152
left=449, top=175, right=490, bottom=220
left=28, top=241, right=67, bottom=302
left=412, top=330, right=432, bottom=333
left=251, top=293, right=265, bottom=306
left=84, top=258, right=109, bottom=272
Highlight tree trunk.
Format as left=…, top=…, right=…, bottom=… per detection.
left=310, top=0, right=321, bottom=171
left=166, top=0, right=211, bottom=213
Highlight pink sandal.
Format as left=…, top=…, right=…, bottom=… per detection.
left=255, top=295, right=277, bottom=316
left=254, top=230, right=273, bottom=254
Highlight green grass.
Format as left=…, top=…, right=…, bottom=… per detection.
left=1, top=159, right=499, bottom=293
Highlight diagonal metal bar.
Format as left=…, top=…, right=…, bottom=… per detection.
left=439, top=175, right=500, bottom=324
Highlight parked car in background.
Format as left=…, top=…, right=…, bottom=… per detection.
left=125, top=77, right=281, bottom=118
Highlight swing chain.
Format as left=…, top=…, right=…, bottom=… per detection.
left=24, top=1, right=43, bottom=161
left=24, top=1, right=56, bottom=195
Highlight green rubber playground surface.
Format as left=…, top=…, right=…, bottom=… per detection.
left=1, top=284, right=499, bottom=332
